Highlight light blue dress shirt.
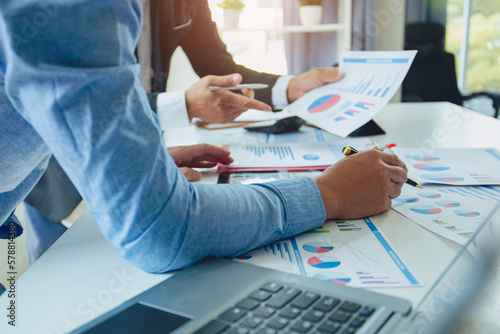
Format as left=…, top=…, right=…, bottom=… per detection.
left=0, top=0, right=326, bottom=273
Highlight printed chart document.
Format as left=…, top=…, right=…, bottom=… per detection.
left=393, top=147, right=500, bottom=186
left=235, top=218, right=422, bottom=288
left=200, top=126, right=330, bottom=147
left=392, top=185, right=500, bottom=249
left=287, top=51, right=417, bottom=137
left=224, top=142, right=338, bottom=169
left=219, top=138, right=374, bottom=171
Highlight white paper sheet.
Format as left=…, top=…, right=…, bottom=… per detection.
left=226, top=142, right=338, bottom=168
left=235, top=218, right=422, bottom=288
left=392, top=185, right=500, bottom=248
left=287, top=51, right=417, bottom=137
left=393, top=147, right=500, bottom=186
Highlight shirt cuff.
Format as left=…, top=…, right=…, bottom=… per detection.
left=272, top=75, right=295, bottom=110
left=258, top=176, right=326, bottom=237
left=156, top=91, right=191, bottom=130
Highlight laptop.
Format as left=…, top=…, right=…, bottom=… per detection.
left=71, top=203, right=500, bottom=334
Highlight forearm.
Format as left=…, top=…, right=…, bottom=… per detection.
left=1, top=0, right=326, bottom=273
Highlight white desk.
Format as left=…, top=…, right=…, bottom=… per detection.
left=1, top=102, right=499, bottom=333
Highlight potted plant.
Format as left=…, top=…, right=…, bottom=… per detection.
left=217, top=0, right=245, bottom=30
left=297, top=0, right=324, bottom=26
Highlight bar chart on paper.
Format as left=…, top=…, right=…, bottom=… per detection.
left=235, top=218, right=422, bottom=288
left=225, top=142, right=338, bottom=169
left=288, top=51, right=417, bottom=137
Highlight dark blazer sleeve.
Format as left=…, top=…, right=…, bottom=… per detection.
left=147, top=92, right=160, bottom=112
left=179, top=0, right=281, bottom=108
left=24, top=157, right=82, bottom=222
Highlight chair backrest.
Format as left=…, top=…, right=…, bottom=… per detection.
left=402, top=22, right=464, bottom=106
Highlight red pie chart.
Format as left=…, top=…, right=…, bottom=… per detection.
left=308, top=95, right=341, bottom=113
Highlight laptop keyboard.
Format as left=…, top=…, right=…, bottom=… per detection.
left=194, top=282, right=376, bottom=334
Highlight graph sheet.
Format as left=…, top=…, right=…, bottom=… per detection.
left=287, top=51, right=417, bottom=137
left=225, top=142, right=338, bottom=169
left=393, top=147, right=500, bottom=186
left=392, top=185, right=500, bottom=250
left=235, top=218, right=422, bottom=288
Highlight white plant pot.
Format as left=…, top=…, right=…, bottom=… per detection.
left=223, top=9, right=240, bottom=30
left=299, top=5, right=323, bottom=26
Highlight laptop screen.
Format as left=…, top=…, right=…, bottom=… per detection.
left=400, top=202, right=500, bottom=334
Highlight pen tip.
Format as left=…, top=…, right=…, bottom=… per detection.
left=416, top=183, right=423, bottom=189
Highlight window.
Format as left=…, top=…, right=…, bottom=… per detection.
left=445, top=0, right=500, bottom=94
left=208, top=0, right=288, bottom=75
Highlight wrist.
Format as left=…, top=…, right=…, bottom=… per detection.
left=312, top=175, right=336, bottom=220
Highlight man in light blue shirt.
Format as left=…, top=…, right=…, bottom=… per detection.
left=0, top=0, right=408, bottom=273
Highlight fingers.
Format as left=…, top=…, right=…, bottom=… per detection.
left=388, top=181, right=403, bottom=200
left=379, top=151, right=408, bottom=171
left=203, top=73, right=242, bottom=88
left=241, top=88, right=255, bottom=99
left=178, top=167, right=202, bottom=182
left=314, top=149, right=408, bottom=220
left=314, top=67, right=345, bottom=84
left=219, top=90, right=272, bottom=112
left=191, top=144, right=234, bottom=166
left=170, top=144, right=234, bottom=167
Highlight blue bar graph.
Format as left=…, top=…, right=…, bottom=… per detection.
left=246, top=145, right=296, bottom=160
left=345, top=110, right=360, bottom=116
left=380, top=87, right=391, bottom=98
left=344, top=58, right=409, bottom=64
left=354, top=102, right=374, bottom=110
left=339, top=101, right=354, bottom=110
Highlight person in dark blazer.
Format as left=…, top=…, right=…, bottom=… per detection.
left=24, top=0, right=345, bottom=264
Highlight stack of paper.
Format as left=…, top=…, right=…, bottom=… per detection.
left=390, top=147, right=500, bottom=251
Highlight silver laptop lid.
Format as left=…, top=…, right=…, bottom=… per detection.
left=398, top=202, right=500, bottom=334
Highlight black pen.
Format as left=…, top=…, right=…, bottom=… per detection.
left=342, top=146, right=423, bottom=189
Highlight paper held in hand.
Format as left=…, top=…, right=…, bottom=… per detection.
left=287, top=50, right=417, bottom=138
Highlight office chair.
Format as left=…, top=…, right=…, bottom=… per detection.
left=402, top=22, right=500, bottom=118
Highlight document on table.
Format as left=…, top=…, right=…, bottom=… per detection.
left=235, top=218, right=422, bottom=288
left=220, top=137, right=374, bottom=171
left=199, top=126, right=330, bottom=147
left=392, top=147, right=500, bottom=186
left=392, top=185, right=500, bottom=252
left=286, top=50, right=417, bottom=137
left=224, top=142, right=338, bottom=169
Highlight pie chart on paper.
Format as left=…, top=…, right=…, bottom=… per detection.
left=307, top=255, right=341, bottom=269
left=454, top=209, right=480, bottom=218
left=307, top=95, right=341, bottom=113
left=412, top=163, right=450, bottom=172
left=302, top=242, right=334, bottom=253
left=406, top=155, right=440, bottom=162
left=420, top=174, right=465, bottom=183
left=393, top=195, right=419, bottom=203
left=419, top=192, right=442, bottom=199
left=436, top=201, right=461, bottom=208
left=410, top=205, right=442, bottom=215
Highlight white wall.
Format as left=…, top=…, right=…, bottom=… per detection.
left=166, top=48, right=199, bottom=92
left=375, top=0, right=407, bottom=102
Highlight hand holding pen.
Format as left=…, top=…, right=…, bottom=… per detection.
left=312, top=148, right=409, bottom=220
left=342, top=146, right=423, bottom=188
